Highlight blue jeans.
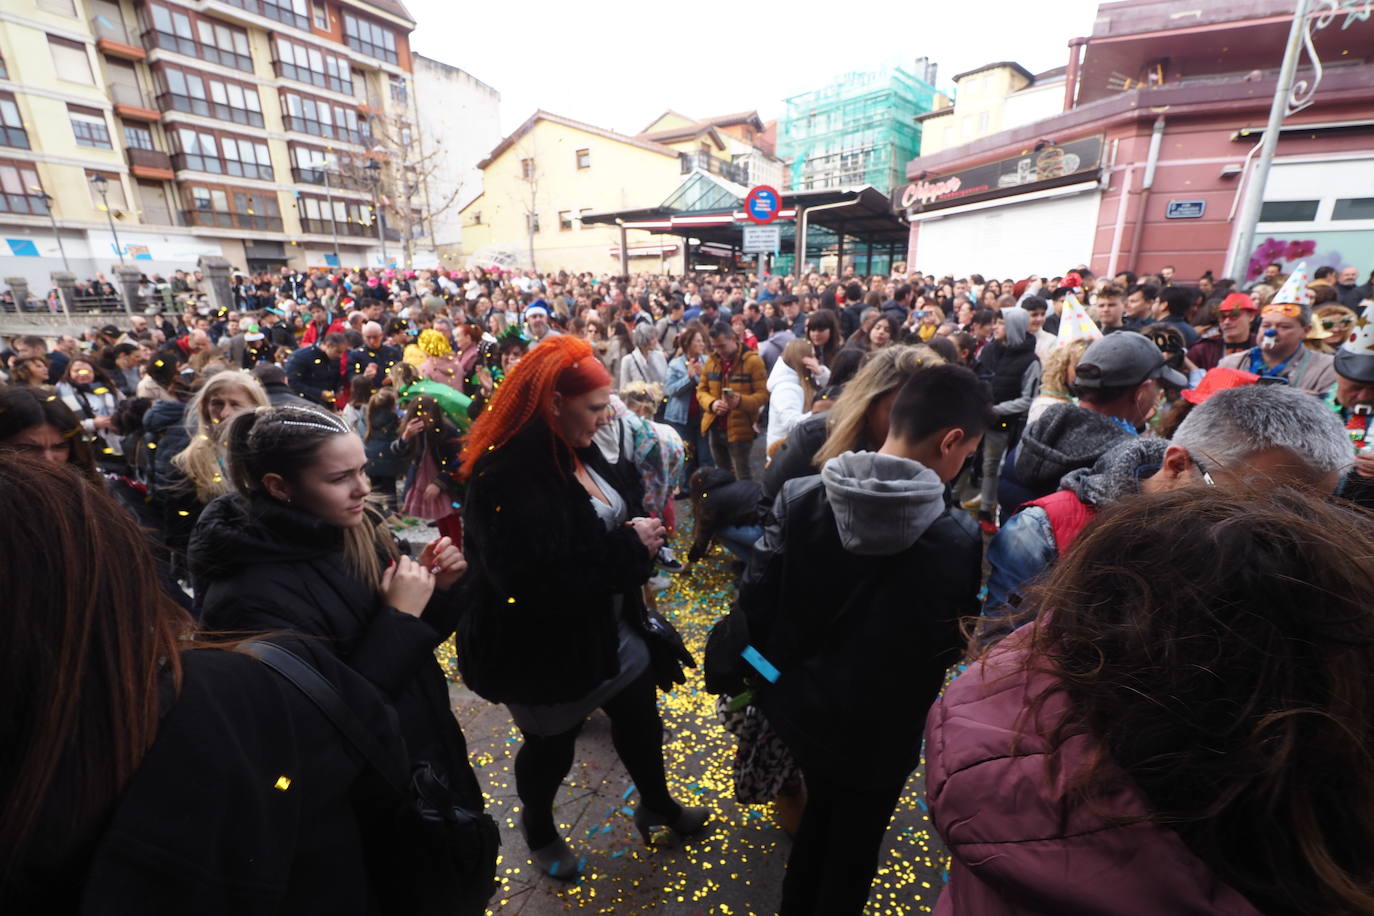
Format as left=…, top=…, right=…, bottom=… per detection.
left=718, top=523, right=763, bottom=562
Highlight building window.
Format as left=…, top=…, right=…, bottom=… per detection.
left=184, top=182, right=282, bottom=230
left=311, top=0, right=327, bottom=29
left=274, top=36, right=351, bottom=94
left=122, top=122, right=155, bottom=150
left=526, top=211, right=540, bottom=233
left=221, top=135, right=273, bottom=180
left=36, top=0, right=77, bottom=16
left=0, top=50, right=8, bottom=79
left=1333, top=197, right=1374, bottom=221
left=341, top=12, right=397, bottom=64
left=156, top=65, right=264, bottom=127
left=281, top=90, right=362, bottom=143
left=48, top=34, right=94, bottom=85
left=977, top=111, right=990, bottom=131
left=171, top=127, right=272, bottom=180
left=0, top=159, right=46, bottom=214
left=521, top=158, right=533, bottom=179
left=558, top=210, right=572, bottom=231
left=1259, top=200, right=1320, bottom=222
left=86, top=169, right=128, bottom=211
left=576, top=148, right=590, bottom=169
left=298, top=195, right=373, bottom=236
left=68, top=104, right=112, bottom=148
left=389, top=76, right=408, bottom=105
left=221, top=0, right=310, bottom=32
left=0, top=92, right=29, bottom=149
left=578, top=207, right=591, bottom=229
left=143, top=4, right=252, bottom=71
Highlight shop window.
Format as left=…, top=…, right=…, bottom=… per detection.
left=1333, top=197, right=1374, bottom=221
left=1259, top=200, right=1319, bottom=222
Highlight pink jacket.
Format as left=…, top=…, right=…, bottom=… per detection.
left=924, top=631, right=1262, bottom=916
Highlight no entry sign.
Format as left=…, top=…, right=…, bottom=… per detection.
left=745, top=185, right=781, bottom=225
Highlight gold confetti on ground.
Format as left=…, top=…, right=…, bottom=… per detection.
left=437, top=509, right=952, bottom=914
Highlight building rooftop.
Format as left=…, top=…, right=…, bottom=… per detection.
left=476, top=110, right=678, bottom=170
left=951, top=61, right=1035, bottom=84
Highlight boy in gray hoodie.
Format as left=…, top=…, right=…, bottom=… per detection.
left=732, top=364, right=994, bottom=916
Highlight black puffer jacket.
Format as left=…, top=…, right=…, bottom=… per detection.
left=1012, top=402, right=1133, bottom=496
left=458, top=419, right=655, bottom=705
left=189, top=492, right=482, bottom=809
left=140, top=398, right=189, bottom=496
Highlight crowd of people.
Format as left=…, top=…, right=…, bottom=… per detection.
left=4, top=254, right=1374, bottom=915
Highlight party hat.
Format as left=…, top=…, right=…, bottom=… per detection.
left=1271, top=261, right=1313, bottom=307
left=1336, top=312, right=1374, bottom=383
left=1056, top=294, right=1103, bottom=347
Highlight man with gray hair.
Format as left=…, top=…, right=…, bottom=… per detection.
left=345, top=319, right=401, bottom=396
left=982, top=383, right=1350, bottom=630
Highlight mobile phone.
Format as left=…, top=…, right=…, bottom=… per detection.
left=722, top=387, right=735, bottom=399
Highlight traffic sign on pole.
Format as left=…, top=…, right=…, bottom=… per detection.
left=742, top=224, right=781, bottom=253
left=745, top=185, right=782, bottom=225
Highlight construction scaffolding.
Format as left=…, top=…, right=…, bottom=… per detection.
left=778, top=62, right=940, bottom=195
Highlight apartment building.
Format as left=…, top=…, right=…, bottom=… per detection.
left=0, top=0, right=423, bottom=291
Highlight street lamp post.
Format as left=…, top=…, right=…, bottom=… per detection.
left=89, top=173, right=125, bottom=266
left=33, top=188, right=72, bottom=274
left=365, top=159, right=388, bottom=267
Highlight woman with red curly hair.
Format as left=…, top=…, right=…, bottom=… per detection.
left=457, top=335, right=707, bottom=881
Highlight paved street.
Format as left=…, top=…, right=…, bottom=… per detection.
left=432, top=512, right=952, bottom=916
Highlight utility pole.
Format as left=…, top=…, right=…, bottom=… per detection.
left=1227, top=0, right=1312, bottom=283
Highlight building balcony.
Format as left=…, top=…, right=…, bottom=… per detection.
left=679, top=151, right=749, bottom=185
left=157, top=92, right=263, bottom=129
left=282, top=115, right=364, bottom=145
left=342, top=35, right=398, bottom=66
left=171, top=153, right=274, bottom=182
left=181, top=208, right=283, bottom=231
left=127, top=147, right=174, bottom=180
left=220, top=0, right=310, bottom=32
left=290, top=166, right=368, bottom=191
left=109, top=83, right=160, bottom=121
left=299, top=216, right=376, bottom=237
left=273, top=61, right=352, bottom=96
left=92, top=14, right=146, bottom=61
left=142, top=29, right=253, bottom=73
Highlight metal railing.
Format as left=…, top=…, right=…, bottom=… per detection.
left=157, top=92, right=264, bottom=128
left=143, top=29, right=253, bottom=73
left=181, top=209, right=283, bottom=231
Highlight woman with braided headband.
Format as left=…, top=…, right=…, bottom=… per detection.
left=187, top=404, right=492, bottom=904
left=457, top=335, right=707, bottom=880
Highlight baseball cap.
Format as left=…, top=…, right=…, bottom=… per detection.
left=1217, top=292, right=1257, bottom=314
left=1073, top=332, right=1190, bottom=390
left=1181, top=367, right=1258, bottom=405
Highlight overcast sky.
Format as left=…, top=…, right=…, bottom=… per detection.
left=406, top=0, right=1102, bottom=139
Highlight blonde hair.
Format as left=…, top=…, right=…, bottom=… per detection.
left=781, top=338, right=818, bottom=414
left=620, top=379, right=664, bottom=415
left=1250, top=284, right=1276, bottom=307
left=1038, top=338, right=1091, bottom=402
left=172, top=370, right=270, bottom=503
left=814, top=344, right=944, bottom=466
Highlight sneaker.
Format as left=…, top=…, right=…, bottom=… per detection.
left=959, top=495, right=982, bottom=511
left=648, top=574, right=672, bottom=591
left=656, top=546, right=686, bottom=573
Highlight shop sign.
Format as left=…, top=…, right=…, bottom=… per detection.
left=894, top=135, right=1104, bottom=215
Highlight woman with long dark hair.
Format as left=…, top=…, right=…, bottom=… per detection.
left=0, top=454, right=412, bottom=912
left=927, top=486, right=1374, bottom=915
left=805, top=309, right=841, bottom=368
left=457, top=335, right=706, bottom=880
left=188, top=405, right=487, bottom=866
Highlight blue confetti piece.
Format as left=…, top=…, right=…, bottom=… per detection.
left=600, top=824, right=613, bottom=834
left=622, top=784, right=636, bottom=800
left=917, top=796, right=928, bottom=811
left=620, top=806, right=635, bottom=817
left=611, top=851, right=624, bottom=858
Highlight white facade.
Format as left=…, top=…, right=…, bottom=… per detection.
left=412, top=55, right=501, bottom=254
left=1002, top=80, right=1067, bottom=133
left=907, top=182, right=1101, bottom=278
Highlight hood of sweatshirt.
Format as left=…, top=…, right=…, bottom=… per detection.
left=1015, top=402, right=1133, bottom=493
left=1001, top=306, right=1030, bottom=348
left=1059, top=437, right=1169, bottom=508
left=821, top=450, right=946, bottom=555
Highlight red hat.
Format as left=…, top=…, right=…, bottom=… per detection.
left=1182, top=367, right=1260, bottom=405
left=1217, top=292, right=1257, bottom=314
left=1065, top=272, right=1083, bottom=289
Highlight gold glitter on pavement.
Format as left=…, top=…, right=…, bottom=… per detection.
left=438, top=511, right=952, bottom=915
